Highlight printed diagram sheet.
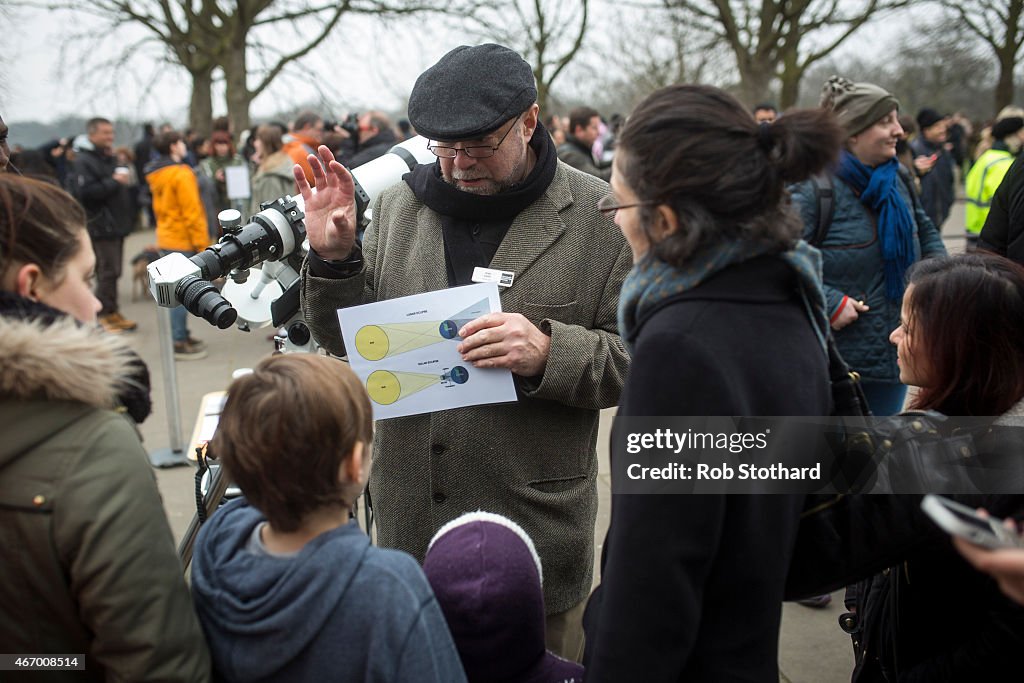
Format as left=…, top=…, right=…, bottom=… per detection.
left=338, top=283, right=518, bottom=420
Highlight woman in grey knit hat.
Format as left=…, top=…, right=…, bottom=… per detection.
left=789, top=76, right=947, bottom=416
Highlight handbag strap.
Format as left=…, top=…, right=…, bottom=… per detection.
left=828, top=335, right=872, bottom=417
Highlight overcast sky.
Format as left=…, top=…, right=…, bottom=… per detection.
left=2, top=4, right=454, bottom=128
left=2, top=2, right=901, bottom=132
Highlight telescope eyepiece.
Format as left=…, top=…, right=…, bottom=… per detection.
left=178, top=276, right=238, bottom=329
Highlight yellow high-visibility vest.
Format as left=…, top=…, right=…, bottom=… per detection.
left=965, top=148, right=1016, bottom=234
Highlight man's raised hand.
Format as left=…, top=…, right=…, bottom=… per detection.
left=293, top=145, right=358, bottom=261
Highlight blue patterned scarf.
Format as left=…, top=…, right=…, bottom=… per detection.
left=836, top=151, right=915, bottom=300
left=617, top=240, right=829, bottom=355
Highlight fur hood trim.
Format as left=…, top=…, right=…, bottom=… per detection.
left=0, top=315, right=138, bottom=409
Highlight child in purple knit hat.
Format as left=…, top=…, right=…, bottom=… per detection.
left=423, top=512, right=584, bottom=683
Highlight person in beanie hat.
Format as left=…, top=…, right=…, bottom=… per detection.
left=295, top=43, right=630, bottom=661
left=424, top=512, right=583, bottom=683
left=965, top=116, right=1024, bottom=242
left=790, top=76, right=946, bottom=417
left=909, top=107, right=956, bottom=229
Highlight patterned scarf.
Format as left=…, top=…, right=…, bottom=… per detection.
left=836, top=151, right=915, bottom=300
left=617, top=239, right=829, bottom=355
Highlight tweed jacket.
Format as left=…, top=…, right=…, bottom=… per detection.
left=301, top=161, right=631, bottom=613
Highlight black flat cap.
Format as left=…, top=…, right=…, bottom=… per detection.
left=408, top=44, right=537, bottom=141
left=992, top=116, right=1024, bottom=140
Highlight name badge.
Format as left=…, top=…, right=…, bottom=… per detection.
left=471, top=267, right=515, bottom=288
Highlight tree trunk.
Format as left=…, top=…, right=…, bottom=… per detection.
left=779, top=74, right=801, bottom=110
left=779, top=49, right=803, bottom=110
left=533, top=62, right=551, bottom=116
left=189, top=68, right=215, bottom=137
left=737, top=62, right=775, bottom=108
left=223, top=45, right=252, bottom=138
left=995, top=48, right=1015, bottom=114
left=537, top=80, right=551, bottom=117
left=777, top=30, right=803, bottom=110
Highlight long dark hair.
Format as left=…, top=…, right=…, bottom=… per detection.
left=906, top=253, right=1024, bottom=416
left=616, top=84, right=843, bottom=267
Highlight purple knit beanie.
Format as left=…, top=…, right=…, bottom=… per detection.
left=423, top=512, right=583, bottom=683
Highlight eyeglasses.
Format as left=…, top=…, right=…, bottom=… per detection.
left=597, top=194, right=659, bottom=217
left=427, top=115, right=522, bottom=159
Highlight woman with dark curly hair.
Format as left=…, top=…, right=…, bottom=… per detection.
left=582, top=84, right=842, bottom=681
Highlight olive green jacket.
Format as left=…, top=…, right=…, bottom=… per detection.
left=301, top=161, right=631, bottom=613
left=0, top=315, right=211, bottom=682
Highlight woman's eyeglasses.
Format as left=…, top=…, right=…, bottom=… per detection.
left=597, top=194, right=659, bottom=217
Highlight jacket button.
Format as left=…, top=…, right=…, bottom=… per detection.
left=431, top=444, right=445, bottom=455
left=432, top=492, right=447, bottom=504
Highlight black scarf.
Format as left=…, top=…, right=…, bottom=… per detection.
left=404, top=121, right=558, bottom=285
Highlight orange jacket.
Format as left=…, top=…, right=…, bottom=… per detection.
left=282, top=134, right=320, bottom=183
left=146, top=160, right=211, bottom=253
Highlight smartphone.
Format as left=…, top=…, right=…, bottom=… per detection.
left=921, top=494, right=1024, bottom=550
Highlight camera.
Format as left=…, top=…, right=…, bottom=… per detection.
left=339, top=113, right=360, bottom=138
left=147, top=136, right=436, bottom=328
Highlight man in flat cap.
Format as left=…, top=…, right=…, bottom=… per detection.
left=296, top=43, right=630, bottom=660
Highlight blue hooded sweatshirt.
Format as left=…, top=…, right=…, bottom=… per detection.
left=191, top=499, right=466, bottom=683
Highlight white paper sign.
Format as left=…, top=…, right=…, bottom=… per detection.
left=338, top=283, right=518, bottom=420
left=225, top=165, right=251, bottom=200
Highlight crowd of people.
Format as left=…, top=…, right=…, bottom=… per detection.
left=3, top=41, right=1024, bottom=682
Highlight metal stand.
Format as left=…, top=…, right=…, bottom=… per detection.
left=149, top=305, right=190, bottom=468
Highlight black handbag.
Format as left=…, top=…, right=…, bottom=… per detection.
left=823, top=335, right=877, bottom=492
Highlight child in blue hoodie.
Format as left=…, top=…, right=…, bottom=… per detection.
left=190, top=354, right=466, bottom=683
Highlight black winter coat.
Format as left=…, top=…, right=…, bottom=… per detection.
left=68, top=148, right=135, bottom=240
left=583, top=256, right=832, bottom=682
left=850, top=537, right=1024, bottom=682
left=787, top=412, right=1024, bottom=682
left=909, top=137, right=955, bottom=229
left=344, top=129, right=399, bottom=169
left=980, top=153, right=1024, bottom=266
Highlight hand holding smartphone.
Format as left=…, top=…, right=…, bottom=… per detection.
left=920, top=494, right=1024, bottom=550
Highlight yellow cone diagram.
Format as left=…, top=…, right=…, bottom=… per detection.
left=353, top=298, right=490, bottom=361
left=366, top=367, right=470, bottom=405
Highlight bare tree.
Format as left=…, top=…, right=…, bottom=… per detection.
left=467, top=0, right=590, bottom=114
left=40, top=0, right=449, bottom=137
left=574, top=3, right=728, bottom=115
left=664, top=0, right=906, bottom=109
left=941, top=0, right=1024, bottom=112
left=801, top=21, right=996, bottom=121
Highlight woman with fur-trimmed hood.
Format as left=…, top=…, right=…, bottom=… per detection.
left=0, top=175, right=211, bottom=681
